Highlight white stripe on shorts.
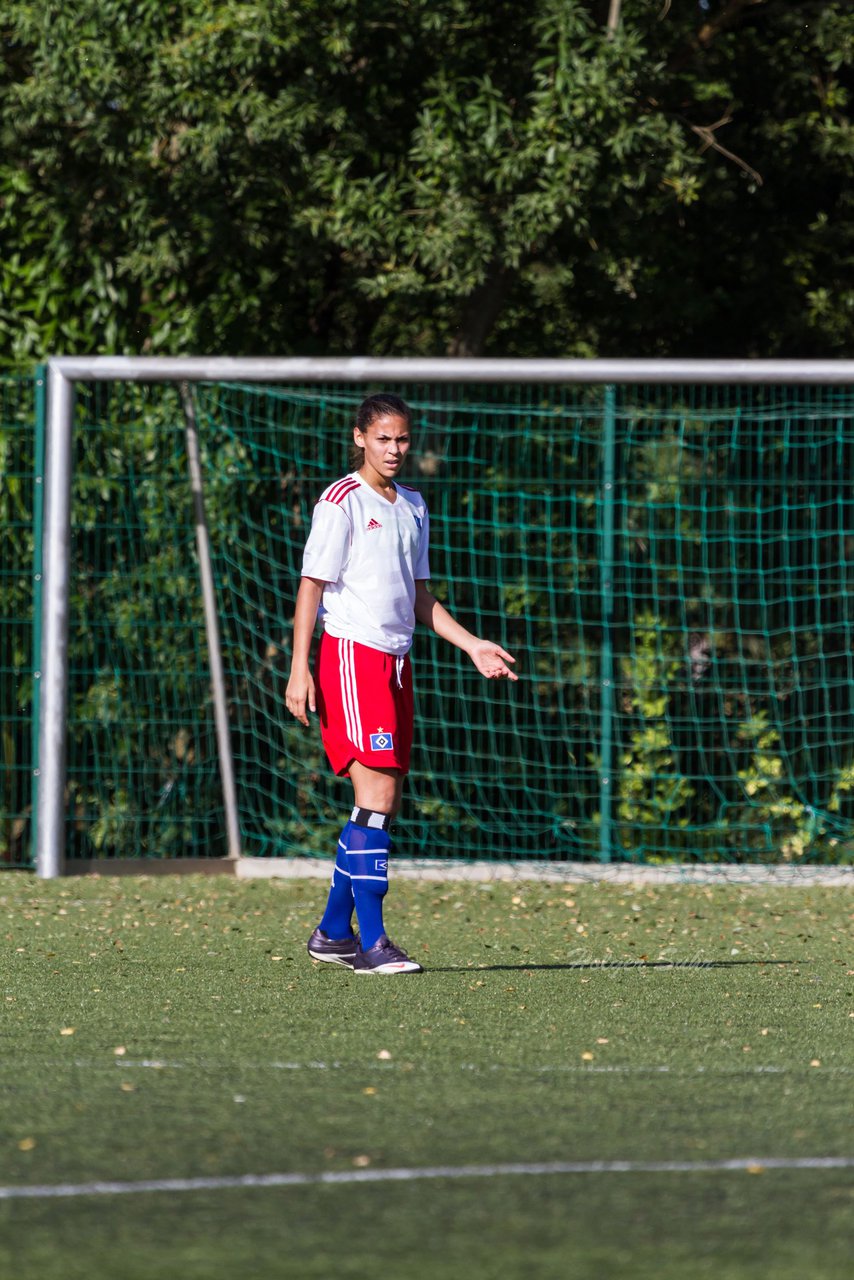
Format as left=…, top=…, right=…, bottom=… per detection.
left=339, top=639, right=364, bottom=751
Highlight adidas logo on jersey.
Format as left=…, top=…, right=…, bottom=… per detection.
left=366, top=518, right=383, bottom=531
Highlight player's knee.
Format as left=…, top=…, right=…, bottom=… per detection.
left=387, top=794, right=402, bottom=821
left=351, top=764, right=402, bottom=817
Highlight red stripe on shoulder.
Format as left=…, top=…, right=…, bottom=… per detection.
left=323, top=479, right=360, bottom=506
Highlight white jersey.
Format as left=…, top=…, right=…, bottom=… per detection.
left=301, top=472, right=431, bottom=655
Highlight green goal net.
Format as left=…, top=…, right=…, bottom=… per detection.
left=20, top=375, right=854, bottom=867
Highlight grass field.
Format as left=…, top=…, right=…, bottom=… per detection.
left=0, top=871, right=851, bottom=1279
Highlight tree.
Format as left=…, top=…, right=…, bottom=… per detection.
left=1, top=0, right=852, bottom=364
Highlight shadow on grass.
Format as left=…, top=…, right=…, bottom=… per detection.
left=429, top=958, right=801, bottom=973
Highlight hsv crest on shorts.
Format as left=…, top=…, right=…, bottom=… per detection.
left=370, top=729, right=394, bottom=751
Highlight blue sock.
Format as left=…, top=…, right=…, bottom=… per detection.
left=317, top=822, right=356, bottom=939
left=346, top=818, right=391, bottom=951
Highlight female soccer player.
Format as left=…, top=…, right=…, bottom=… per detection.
left=285, top=393, right=517, bottom=974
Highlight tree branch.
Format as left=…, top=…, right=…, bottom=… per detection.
left=666, top=0, right=772, bottom=74
left=689, top=111, right=764, bottom=186
left=697, top=0, right=770, bottom=48
left=606, top=0, right=622, bottom=39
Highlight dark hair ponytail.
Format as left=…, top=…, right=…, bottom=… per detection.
left=349, top=393, right=412, bottom=471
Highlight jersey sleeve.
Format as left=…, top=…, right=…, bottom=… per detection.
left=414, top=506, right=430, bottom=580
left=301, top=499, right=351, bottom=583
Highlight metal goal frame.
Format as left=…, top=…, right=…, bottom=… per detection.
left=37, top=356, right=854, bottom=877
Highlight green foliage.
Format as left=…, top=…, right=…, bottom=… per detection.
left=732, top=712, right=816, bottom=861
left=616, top=613, right=695, bottom=837
left=1, top=1, right=853, bottom=363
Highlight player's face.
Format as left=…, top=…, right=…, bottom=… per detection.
left=354, top=414, right=412, bottom=484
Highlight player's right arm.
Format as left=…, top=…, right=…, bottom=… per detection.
left=285, top=576, right=326, bottom=726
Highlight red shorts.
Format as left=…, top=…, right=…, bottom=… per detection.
left=315, top=632, right=414, bottom=776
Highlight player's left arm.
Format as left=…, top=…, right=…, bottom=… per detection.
left=414, top=581, right=518, bottom=681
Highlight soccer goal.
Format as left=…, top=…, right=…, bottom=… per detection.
left=35, top=357, right=854, bottom=877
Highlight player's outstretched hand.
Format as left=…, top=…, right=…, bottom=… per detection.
left=285, top=671, right=317, bottom=726
left=469, top=640, right=518, bottom=681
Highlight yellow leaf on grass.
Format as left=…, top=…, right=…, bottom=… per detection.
left=18, top=1138, right=36, bottom=1152
left=60, top=1027, right=75, bottom=1036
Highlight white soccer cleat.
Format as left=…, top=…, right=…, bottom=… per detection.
left=352, top=934, right=423, bottom=974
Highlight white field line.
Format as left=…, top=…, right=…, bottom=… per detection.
left=2, top=1156, right=853, bottom=1201
left=36, top=1058, right=851, bottom=1078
